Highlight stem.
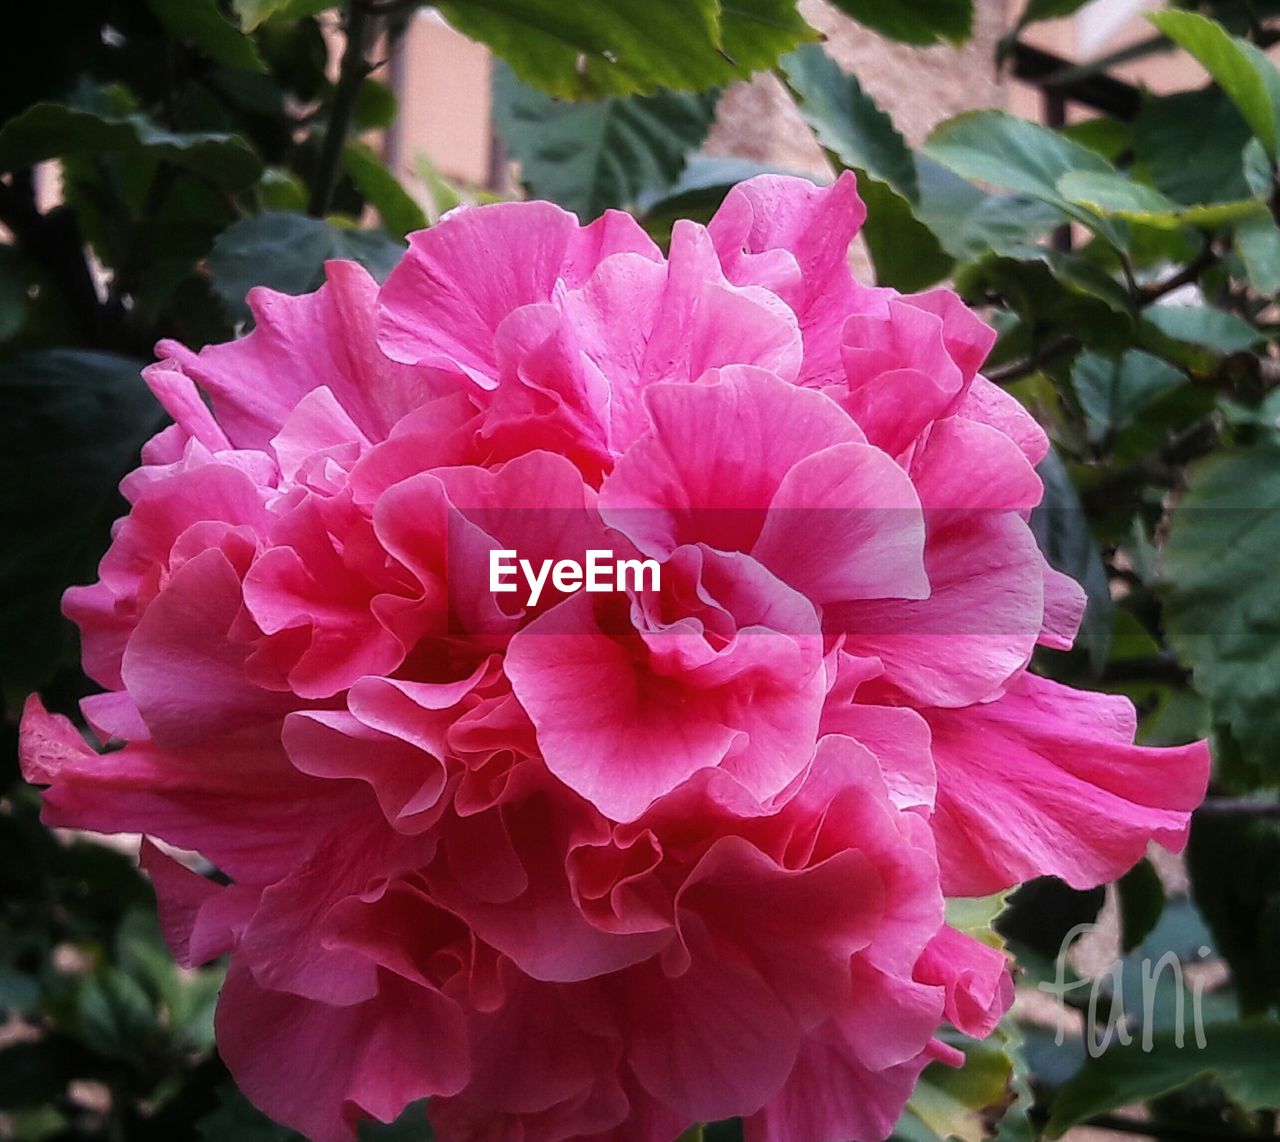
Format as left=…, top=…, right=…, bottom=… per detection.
left=308, top=0, right=373, bottom=218
left=986, top=334, right=1080, bottom=385
left=1079, top=413, right=1221, bottom=511
left=1100, top=654, right=1190, bottom=687
left=1137, top=242, right=1219, bottom=305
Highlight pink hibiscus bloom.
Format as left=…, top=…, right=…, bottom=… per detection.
left=20, top=173, right=1208, bottom=1142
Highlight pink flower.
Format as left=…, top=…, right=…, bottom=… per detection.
left=21, top=173, right=1209, bottom=1142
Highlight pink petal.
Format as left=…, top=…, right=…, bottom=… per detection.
left=925, top=673, right=1211, bottom=894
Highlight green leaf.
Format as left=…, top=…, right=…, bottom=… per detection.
left=1148, top=10, right=1280, bottom=158
left=76, top=970, right=157, bottom=1059
left=0, top=351, right=157, bottom=690
left=492, top=62, right=719, bottom=221
left=343, top=141, right=428, bottom=239
left=413, top=153, right=465, bottom=218
left=946, top=892, right=1011, bottom=948
left=207, top=213, right=405, bottom=322
left=257, top=167, right=309, bottom=212
left=1164, top=444, right=1280, bottom=787
left=0, top=102, right=262, bottom=187
left=718, top=0, right=820, bottom=77
left=915, top=157, right=1059, bottom=260
left=858, top=181, right=954, bottom=290
left=353, top=79, right=398, bottom=133
left=926, top=110, right=1114, bottom=205
left=1144, top=305, right=1265, bottom=353
left=436, top=0, right=814, bottom=99
left=146, top=0, right=266, bottom=72
left=1118, top=859, right=1166, bottom=953
left=826, top=0, right=972, bottom=45
left=1071, top=348, right=1186, bottom=444
left=780, top=45, right=919, bottom=201
left=1030, top=447, right=1114, bottom=670
left=1243, top=137, right=1272, bottom=199
left=1057, top=169, right=1266, bottom=230
left=780, top=45, right=952, bottom=289
left=1047, top=1021, right=1280, bottom=1135
left=1236, top=213, right=1280, bottom=296
left=233, top=0, right=331, bottom=32
left=903, top=1018, right=1028, bottom=1142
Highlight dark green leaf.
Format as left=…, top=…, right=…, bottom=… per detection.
left=436, top=0, right=814, bottom=99
left=1133, top=89, right=1254, bottom=206
left=780, top=44, right=919, bottom=200
left=781, top=45, right=951, bottom=289
left=826, top=0, right=972, bottom=45
left=353, top=79, right=398, bottom=132
left=1071, top=349, right=1186, bottom=443
left=1164, top=444, right=1280, bottom=787
left=0, top=351, right=157, bottom=690
left=1188, top=815, right=1280, bottom=1014
left=1030, top=448, right=1114, bottom=670
left=76, top=969, right=157, bottom=1059
left=858, top=180, right=954, bottom=291
left=1118, top=859, right=1166, bottom=953
left=1047, top=1022, right=1280, bottom=1135
left=493, top=62, right=719, bottom=220
left=953, top=253, right=1133, bottom=357
left=0, top=102, right=262, bottom=188
left=207, top=213, right=404, bottom=322
left=145, top=0, right=267, bottom=72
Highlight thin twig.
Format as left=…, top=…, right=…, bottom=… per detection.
left=986, top=334, right=1081, bottom=385
left=1138, top=242, right=1219, bottom=305
left=308, top=0, right=373, bottom=218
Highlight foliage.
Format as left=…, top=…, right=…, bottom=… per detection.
left=3, top=0, right=1280, bottom=1139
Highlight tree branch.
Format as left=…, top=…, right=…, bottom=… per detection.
left=1137, top=242, right=1219, bottom=305
left=0, top=172, right=127, bottom=348
left=308, top=1, right=374, bottom=218
left=986, top=334, right=1080, bottom=385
